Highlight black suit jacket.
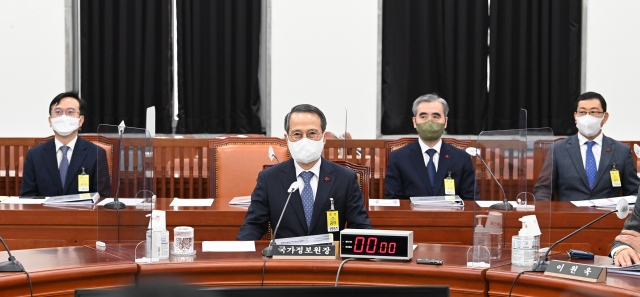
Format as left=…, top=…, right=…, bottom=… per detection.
left=20, top=137, right=111, bottom=197
left=384, top=140, right=476, bottom=200
left=534, top=134, right=640, bottom=201
left=237, top=158, right=372, bottom=240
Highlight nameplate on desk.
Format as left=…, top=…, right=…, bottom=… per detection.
left=544, top=260, right=606, bottom=282
left=271, top=244, right=336, bottom=260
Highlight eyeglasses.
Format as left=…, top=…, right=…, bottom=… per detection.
left=576, top=110, right=604, bottom=117
left=288, top=130, right=322, bottom=142
left=51, top=108, right=79, bottom=118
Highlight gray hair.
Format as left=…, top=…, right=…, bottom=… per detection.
left=412, top=93, right=449, bottom=117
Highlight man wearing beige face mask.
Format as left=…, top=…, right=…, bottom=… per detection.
left=384, top=93, right=476, bottom=199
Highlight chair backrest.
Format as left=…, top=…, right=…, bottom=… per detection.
left=35, top=135, right=119, bottom=197
left=209, top=138, right=289, bottom=198
left=153, top=138, right=210, bottom=198
left=0, top=138, right=35, bottom=195
left=334, top=160, right=371, bottom=209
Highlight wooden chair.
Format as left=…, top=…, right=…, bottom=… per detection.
left=0, top=138, right=36, bottom=195
left=322, top=139, right=385, bottom=198
left=153, top=138, right=210, bottom=198
left=35, top=134, right=120, bottom=197
left=208, top=138, right=289, bottom=198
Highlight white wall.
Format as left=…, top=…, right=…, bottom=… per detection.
left=269, top=0, right=379, bottom=139
left=0, top=0, right=66, bottom=137
left=584, top=0, right=640, bottom=140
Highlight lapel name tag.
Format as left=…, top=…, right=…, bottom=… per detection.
left=78, top=167, right=89, bottom=192
left=271, top=244, right=336, bottom=259
left=544, top=260, right=606, bottom=282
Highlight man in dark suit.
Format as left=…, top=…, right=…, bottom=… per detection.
left=237, top=104, right=372, bottom=240
left=20, top=92, right=111, bottom=197
left=533, top=92, right=640, bottom=201
left=611, top=191, right=640, bottom=267
left=384, top=94, right=475, bottom=200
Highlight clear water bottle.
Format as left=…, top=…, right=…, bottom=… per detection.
left=486, top=211, right=503, bottom=259
left=489, top=231, right=502, bottom=259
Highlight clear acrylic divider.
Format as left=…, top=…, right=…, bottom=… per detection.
left=87, top=124, right=154, bottom=262
left=470, top=127, right=554, bottom=267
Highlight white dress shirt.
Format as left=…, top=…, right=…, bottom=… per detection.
left=54, top=136, right=78, bottom=168
left=577, top=132, right=603, bottom=170
left=294, top=159, right=322, bottom=201
left=417, top=139, right=443, bottom=171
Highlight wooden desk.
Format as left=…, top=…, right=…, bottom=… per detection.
left=2, top=244, right=639, bottom=297
left=0, top=246, right=137, bottom=297
left=0, top=198, right=628, bottom=256
left=486, top=255, right=640, bottom=297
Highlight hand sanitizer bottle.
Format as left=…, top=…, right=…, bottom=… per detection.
left=512, top=215, right=541, bottom=266
left=146, top=210, right=170, bottom=260
left=472, top=215, right=490, bottom=261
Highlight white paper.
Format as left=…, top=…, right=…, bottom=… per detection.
left=229, top=196, right=252, bottom=205
left=475, top=201, right=518, bottom=208
left=274, top=234, right=333, bottom=245
left=570, top=195, right=637, bottom=207
left=170, top=198, right=214, bottom=207
left=369, top=199, right=400, bottom=206
left=97, top=198, right=145, bottom=206
left=2, top=197, right=44, bottom=204
left=202, top=241, right=256, bottom=252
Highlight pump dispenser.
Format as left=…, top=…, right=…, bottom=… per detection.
left=473, top=215, right=489, bottom=248
left=512, top=214, right=541, bottom=266
left=146, top=210, right=169, bottom=260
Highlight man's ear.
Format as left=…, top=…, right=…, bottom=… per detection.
left=444, top=117, right=448, bottom=129
left=412, top=117, right=417, bottom=128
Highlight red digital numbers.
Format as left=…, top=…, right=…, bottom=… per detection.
left=352, top=236, right=396, bottom=254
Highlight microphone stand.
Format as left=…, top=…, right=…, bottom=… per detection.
left=474, top=151, right=514, bottom=210
left=0, top=237, right=24, bottom=272
left=262, top=182, right=299, bottom=257
left=104, top=127, right=126, bottom=210
left=532, top=209, right=619, bottom=272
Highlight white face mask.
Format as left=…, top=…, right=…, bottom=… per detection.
left=287, top=135, right=324, bottom=164
left=51, top=115, right=80, bottom=136
left=576, top=114, right=603, bottom=137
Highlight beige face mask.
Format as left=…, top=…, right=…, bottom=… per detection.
left=416, top=120, right=445, bottom=141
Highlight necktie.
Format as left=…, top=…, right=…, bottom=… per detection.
left=300, top=171, right=314, bottom=228
left=585, top=141, right=597, bottom=189
left=60, top=146, right=69, bottom=191
left=426, top=149, right=436, bottom=188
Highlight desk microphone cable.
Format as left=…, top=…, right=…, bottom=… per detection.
left=335, top=258, right=356, bottom=287
left=0, top=237, right=33, bottom=297
left=508, top=269, right=538, bottom=297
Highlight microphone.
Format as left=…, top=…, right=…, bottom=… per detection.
left=634, top=143, right=639, bottom=158
left=0, top=236, right=25, bottom=272
left=531, top=198, right=630, bottom=272
left=262, top=181, right=300, bottom=256
left=104, top=121, right=127, bottom=210
left=267, top=146, right=281, bottom=163
left=466, top=147, right=514, bottom=210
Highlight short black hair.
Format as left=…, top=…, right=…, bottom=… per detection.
left=575, top=91, right=607, bottom=112
left=284, top=104, right=327, bottom=133
left=49, top=92, right=86, bottom=116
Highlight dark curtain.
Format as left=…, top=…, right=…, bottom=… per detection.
left=80, top=0, right=173, bottom=133
left=381, top=0, right=489, bottom=135
left=488, top=0, right=582, bottom=134
left=176, top=0, right=262, bottom=134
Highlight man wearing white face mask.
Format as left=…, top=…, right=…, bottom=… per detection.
left=534, top=92, right=640, bottom=201
left=20, top=92, right=111, bottom=197
left=237, top=104, right=372, bottom=240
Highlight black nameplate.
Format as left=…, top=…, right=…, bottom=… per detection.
left=544, top=260, right=606, bottom=282
left=271, top=244, right=336, bottom=260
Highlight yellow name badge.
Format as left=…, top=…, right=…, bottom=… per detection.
left=610, top=169, right=621, bottom=187
left=327, top=210, right=339, bottom=232
left=78, top=167, right=89, bottom=192
left=444, top=172, right=455, bottom=195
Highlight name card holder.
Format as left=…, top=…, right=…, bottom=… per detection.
left=544, top=260, right=606, bottom=282
left=271, top=244, right=336, bottom=260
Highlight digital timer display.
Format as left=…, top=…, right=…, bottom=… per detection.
left=340, top=230, right=413, bottom=260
